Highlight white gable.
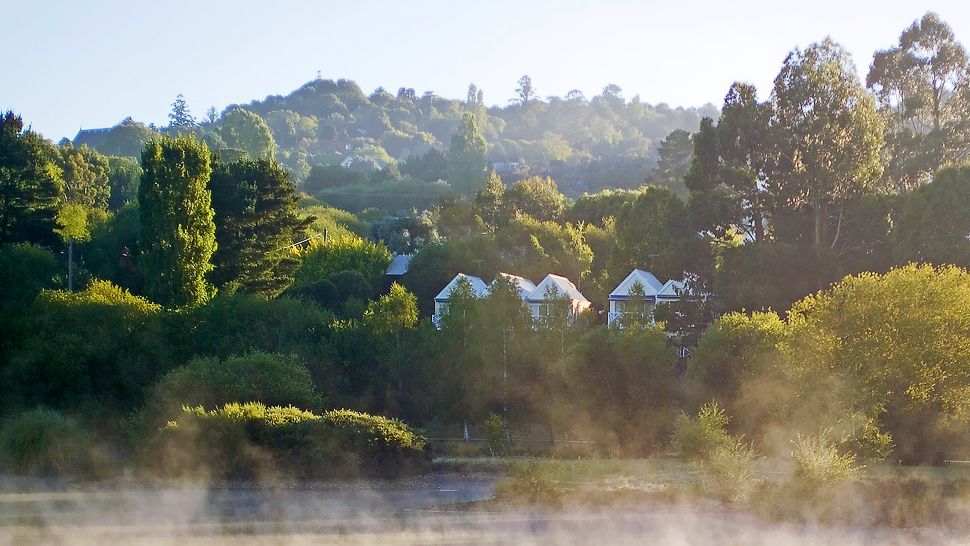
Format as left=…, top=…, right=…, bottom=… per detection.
left=609, top=269, right=664, bottom=299
left=528, top=274, right=589, bottom=304
left=658, top=279, right=686, bottom=299
left=494, top=273, right=536, bottom=300
left=434, top=273, right=489, bottom=302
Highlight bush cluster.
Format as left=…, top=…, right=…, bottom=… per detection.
left=143, top=402, right=427, bottom=480
left=0, top=408, right=99, bottom=477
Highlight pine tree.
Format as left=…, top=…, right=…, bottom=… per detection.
left=168, top=94, right=196, bottom=128
left=138, top=135, right=216, bottom=306
left=209, top=158, right=313, bottom=296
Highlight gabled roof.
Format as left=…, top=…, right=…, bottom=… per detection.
left=609, top=269, right=664, bottom=299
left=528, top=274, right=589, bottom=304
left=434, top=273, right=488, bottom=302
left=658, top=279, right=686, bottom=298
left=494, top=273, right=536, bottom=300
left=386, top=254, right=412, bottom=276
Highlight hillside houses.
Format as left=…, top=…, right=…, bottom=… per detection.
left=430, top=269, right=683, bottom=328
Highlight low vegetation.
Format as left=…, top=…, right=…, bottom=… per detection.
left=143, top=403, right=427, bottom=480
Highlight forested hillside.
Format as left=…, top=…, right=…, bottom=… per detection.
left=76, top=76, right=716, bottom=205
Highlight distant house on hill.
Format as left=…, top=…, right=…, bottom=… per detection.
left=607, top=269, right=685, bottom=327
left=385, top=254, right=412, bottom=279
left=385, top=254, right=413, bottom=289
left=431, top=272, right=589, bottom=328
left=432, top=273, right=488, bottom=328
left=527, top=274, right=590, bottom=325
left=72, top=127, right=112, bottom=149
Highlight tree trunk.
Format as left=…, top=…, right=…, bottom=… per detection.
left=813, top=203, right=826, bottom=250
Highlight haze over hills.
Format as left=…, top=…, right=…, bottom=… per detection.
left=73, top=76, right=717, bottom=199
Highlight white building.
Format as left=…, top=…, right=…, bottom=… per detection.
left=432, top=273, right=489, bottom=328
left=526, top=274, right=591, bottom=325
left=608, top=269, right=685, bottom=327
left=493, top=273, right=536, bottom=301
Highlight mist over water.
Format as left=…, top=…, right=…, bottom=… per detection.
left=1, top=480, right=965, bottom=546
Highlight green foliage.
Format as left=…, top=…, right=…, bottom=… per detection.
left=403, top=237, right=504, bottom=315
left=54, top=203, right=93, bottom=243
left=892, top=164, right=970, bottom=268
left=106, top=156, right=140, bottom=210
left=686, top=83, right=772, bottom=241
left=685, top=311, right=790, bottom=432
left=475, top=171, right=505, bottom=229
left=713, top=241, right=824, bottom=313
left=772, top=38, right=885, bottom=249
left=312, top=177, right=454, bottom=213
left=702, top=439, right=761, bottom=503
left=291, top=234, right=391, bottom=295
left=786, top=264, right=970, bottom=464
left=209, top=158, right=312, bottom=297
left=56, top=143, right=110, bottom=210
left=95, top=118, right=156, bottom=158
left=144, top=403, right=426, bottom=480
left=447, top=112, right=488, bottom=195
left=144, top=352, right=324, bottom=423
left=494, top=461, right=563, bottom=505
left=302, top=164, right=367, bottom=191
left=648, top=129, right=693, bottom=197
left=567, top=188, right=639, bottom=226
left=554, top=326, right=678, bottom=455
left=504, top=176, right=567, bottom=222
left=614, top=186, right=703, bottom=281
left=82, top=204, right=142, bottom=292
left=0, top=111, right=62, bottom=246
left=138, top=135, right=217, bottom=306
left=674, top=402, right=733, bottom=461
left=497, top=216, right=593, bottom=283
left=220, top=109, right=276, bottom=159
left=868, top=13, right=970, bottom=190
left=172, top=293, right=334, bottom=369
left=790, top=432, right=859, bottom=487
left=2, top=280, right=166, bottom=415
left=484, top=412, right=510, bottom=456
left=0, top=408, right=91, bottom=477
left=301, top=204, right=369, bottom=238
left=0, top=243, right=61, bottom=316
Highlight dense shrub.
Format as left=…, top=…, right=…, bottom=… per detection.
left=0, top=243, right=61, bottom=315
left=673, top=402, right=733, bottom=461
left=291, top=234, right=390, bottom=294
left=684, top=312, right=792, bottom=440
left=702, top=440, right=761, bottom=503
left=143, top=403, right=427, bottom=480
left=790, top=432, right=859, bottom=487
left=0, top=408, right=94, bottom=477
left=0, top=243, right=62, bottom=360
left=1, top=281, right=167, bottom=416
left=171, top=293, right=335, bottom=367
left=143, top=352, right=325, bottom=421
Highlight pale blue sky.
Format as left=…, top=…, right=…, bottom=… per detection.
left=3, top=0, right=968, bottom=141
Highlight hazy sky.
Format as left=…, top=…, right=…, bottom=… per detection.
left=4, top=0, right=969, bottom=141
